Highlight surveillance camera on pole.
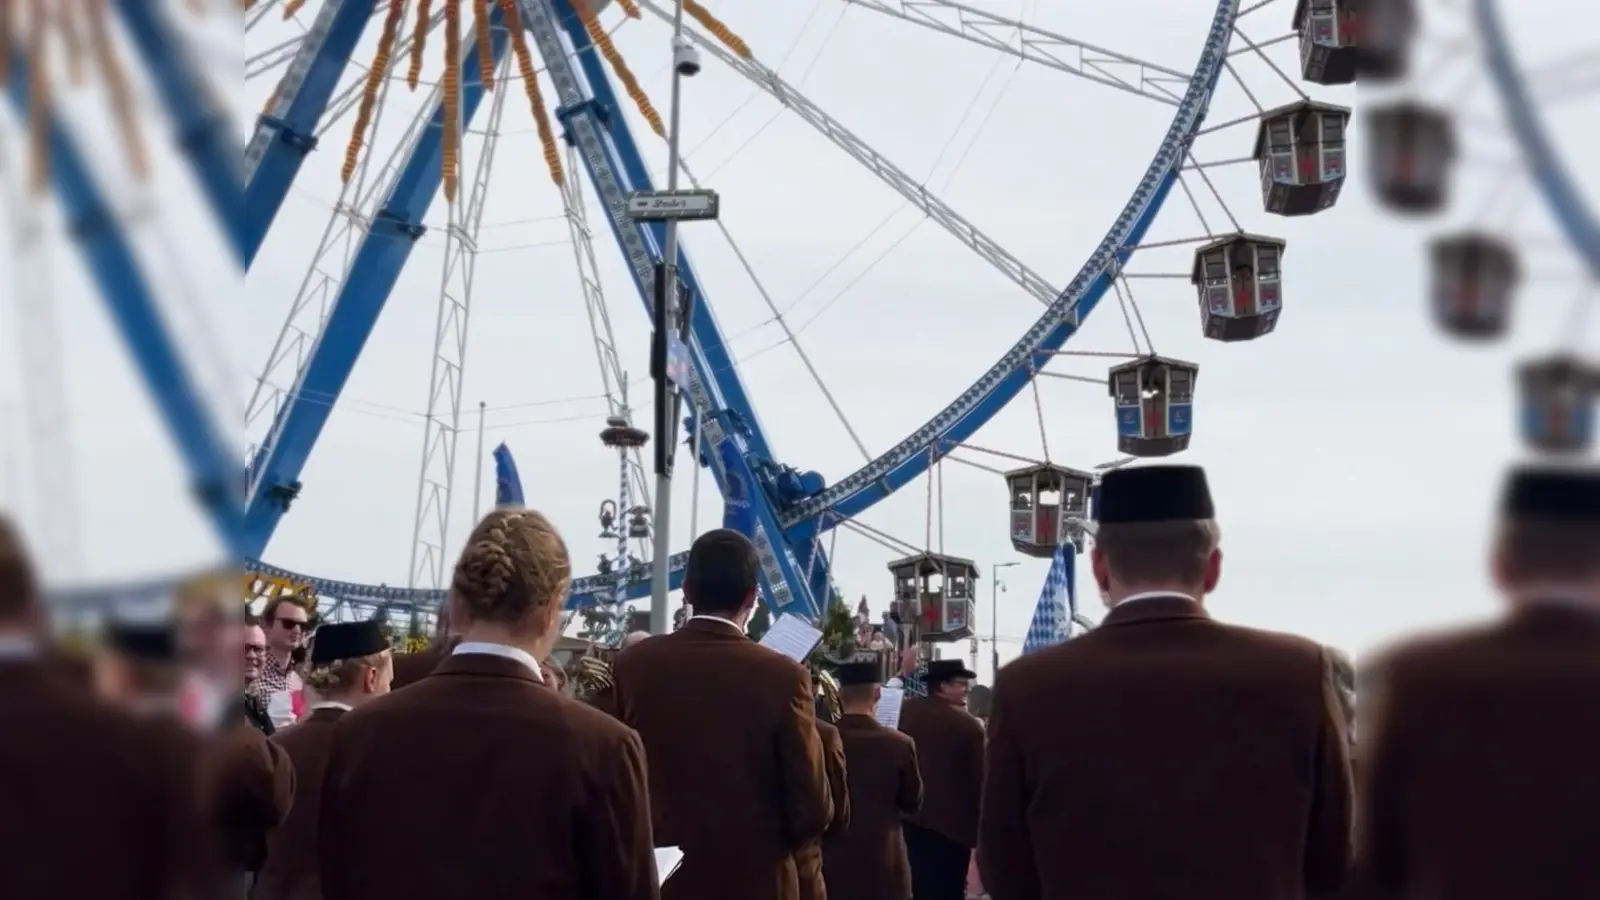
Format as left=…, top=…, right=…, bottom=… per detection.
left=672, top=35, right=701, bottom=77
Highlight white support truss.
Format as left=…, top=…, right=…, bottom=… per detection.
left=1, top=136, right=81, bottom=579
left=838, top=0, right=1194, bottom=105
left=406, top=51, right=511, bottom=589
left=641, top=1, right=1073, bottom=321
left=245, top=26, right=433, bottom=495
left=558, top=144, right=653, bottom=516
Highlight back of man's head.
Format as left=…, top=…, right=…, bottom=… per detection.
left=0, top=516, right=38, bottom=626
left=1492, top=465, right=1600, bottom=593
left=684, top=529, right=760, bottom=616
left=1091, top=466, right=1222, bottom=598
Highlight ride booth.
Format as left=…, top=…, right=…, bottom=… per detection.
left=887, top=552, right=977, bottom=647
left=1006, top=463, right=1093, bottom=556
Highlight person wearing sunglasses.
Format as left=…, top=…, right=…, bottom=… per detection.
left=246, top=597, right=310, bottom=723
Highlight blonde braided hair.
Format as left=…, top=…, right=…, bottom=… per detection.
left=452, top=509, right=571, bottom=626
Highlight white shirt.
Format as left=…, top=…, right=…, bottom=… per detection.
left=453, top=641, right=544, bottom=681
left=687, top=614, right=744, bottom=633
left=1113, top=590, right=1199, bottom=607
left=310, top=701, right=354, bottom=713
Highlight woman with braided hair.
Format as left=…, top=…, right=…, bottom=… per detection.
left=315, top=509, right=659, bottom=900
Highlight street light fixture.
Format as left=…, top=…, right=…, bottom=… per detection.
left=990, top=561, right=1020, bottom=679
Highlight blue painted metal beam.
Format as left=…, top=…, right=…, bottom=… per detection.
left=540, top=0, right=825, bottom=617
left=242, top=0, right=376, bottom=266
left=242, top=13, right=511, bottom=558
left=116, top=0, right=247, bottom=266
left=5, top=43, right=244, bottom=558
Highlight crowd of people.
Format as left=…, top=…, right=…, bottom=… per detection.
left=1, top=461, right=1598, bottom=900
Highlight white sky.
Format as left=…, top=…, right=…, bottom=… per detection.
left=1, top=0, right=1594, bottom=682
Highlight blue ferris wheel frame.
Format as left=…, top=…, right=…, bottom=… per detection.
left=1472, top=0, right=1600, bottom=281
left=27, top=0, right=1240, bottom=616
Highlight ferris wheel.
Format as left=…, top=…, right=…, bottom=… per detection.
left=40, top=0, right=1350, bottom=633
left=1358, top=0, right=1599, bottom=454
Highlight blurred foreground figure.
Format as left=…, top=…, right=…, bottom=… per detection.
left=0, top=518, right=191, bottom=900
left=253, top=620, right=392, bottom=900
left=898, top=658, right=983, bottom=900
left=317, top=509, right=657, bottom=900
left=796, top=676, right=851, bottom=900
left=979, top=465, right=1352, bottom=900
left=610, top=529, right=833, bottom=900
left=822, top=661, right=924, bottom=900
left=1358, top=465, right=1600, bottom=900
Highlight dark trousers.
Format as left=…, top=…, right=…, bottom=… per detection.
left=904, top=823, right=968, bottom=900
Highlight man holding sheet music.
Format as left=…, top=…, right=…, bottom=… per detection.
left=823, top=661, right=925, bottom=900
left=610, top=529, right=834, bottom=900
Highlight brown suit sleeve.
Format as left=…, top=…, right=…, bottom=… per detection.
left=821, top=725, right=851, bottom=838
left=212, top=725, right=296, bottom=872
left=578, top=728, right=660, bottom=900
left=777, top=666, right=833, bottom=850
left=962, top=715, right=986, bottom=847
left=897, top=739, right=925, bottom=815
left=977, top=671, right=1039, bottom=900
left=1306, top=647, right=1356, bottom=898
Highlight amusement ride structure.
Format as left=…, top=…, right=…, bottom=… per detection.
left=11, top=0, right=1379, bottom=651
left=1360, top=0, right=1599, bottom=452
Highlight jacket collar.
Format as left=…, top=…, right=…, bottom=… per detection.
left=681, top=616, right=747, bottom=639
left=838, top=713, right=880, bottom=730
left=433, top=650, right=544, bottom=684
left=1100, top=593, right=1208, bottom=627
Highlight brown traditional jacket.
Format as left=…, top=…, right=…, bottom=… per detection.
left=251, top=706, right=347, bottom=900
left=896, top=693, right=985, bottom=847
left=316, top=651, right=657, bottom=900
left=611, top=616, right=834, bottom=900
left=388, top=640, right=452, bottom=691
left=978, top=595, right=1353, bottom=900
left=822, top=713, right=924, bottom=900
left=0, top=656, right=197, bottom=900
left=796, top=720, right=852, bottom=900
left=1358, top=604, right=1600, bottom=900
left=208, top=716, right=298, bottom=876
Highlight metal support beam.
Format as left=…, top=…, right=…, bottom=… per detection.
left=116, top=0, right=248, bottom=266
left=243, top=0, right=377, bottom=265
left=4, top=43, right=243, bottom=557
left=242, top=12, right=511, bottom=558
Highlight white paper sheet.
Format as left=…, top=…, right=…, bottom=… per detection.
left=758, top=613, right=823, bottom=663
left=875, top=686, right=905, bottom=730
left=654, top=846, right=684, bottom=886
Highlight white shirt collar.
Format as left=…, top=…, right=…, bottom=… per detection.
left=310, top=701, right=353, bottom=712
left=452, top=642, right=544, bottom=681
left=688, top=613, right=744, bottom=633
left=1113, top=590, right=1198, bottom=607
left=0, top=634, right=38, bottom=660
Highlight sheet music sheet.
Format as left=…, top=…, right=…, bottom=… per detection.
left=654, top=847, right=684, bottom=886
left=758, top=614, right=823, bottom=663
left=875, top=686, right=906, bottom=730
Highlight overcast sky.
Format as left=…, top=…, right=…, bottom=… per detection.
left=2, top=0, right=1593, bottom=679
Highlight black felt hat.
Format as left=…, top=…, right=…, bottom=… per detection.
left=309, top=621, right=389, bottom=666
left=1500, top=465, right=1600, bottom=523
left=925, top=659, right=976, bottom=683
left=834, top=661, right=882, bottom=686
left=1095, top=465, right=1215, bottom=524
left=105, top=622, right=178, bottom=662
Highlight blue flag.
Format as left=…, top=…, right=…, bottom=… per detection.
left=1021, top=542, right=1076, bottom=655
left=718, top=439, right=755, bottom=537
left=493, top=443, right=524, bottom=508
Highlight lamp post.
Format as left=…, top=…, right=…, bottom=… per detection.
left=990, top=561, right=1019, bottom=679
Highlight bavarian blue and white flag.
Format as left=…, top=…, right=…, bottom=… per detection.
left=1021, top=542, right=1077, bottom=655
left=493, top=443, right=525, bottom=508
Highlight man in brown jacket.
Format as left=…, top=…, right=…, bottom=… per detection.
left=979, top=464, right=1352, bottom=900
left=1357, top=465, right=1600, bottom=900
left=611, top=528, right=833, bottom=900
left=823, top=661, right=924, bottom=900
left=252, top=621, right=392, bottom=900
left=317, top=508, right=657, bottom=900
left=0, top=519, right=201, bottom=900
left=796, top=706, right=852, bottom=900
left=898, top=658, right=984, bottom=900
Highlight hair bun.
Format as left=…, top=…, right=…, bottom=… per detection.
left=449, top=510, right=572, bottom=626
